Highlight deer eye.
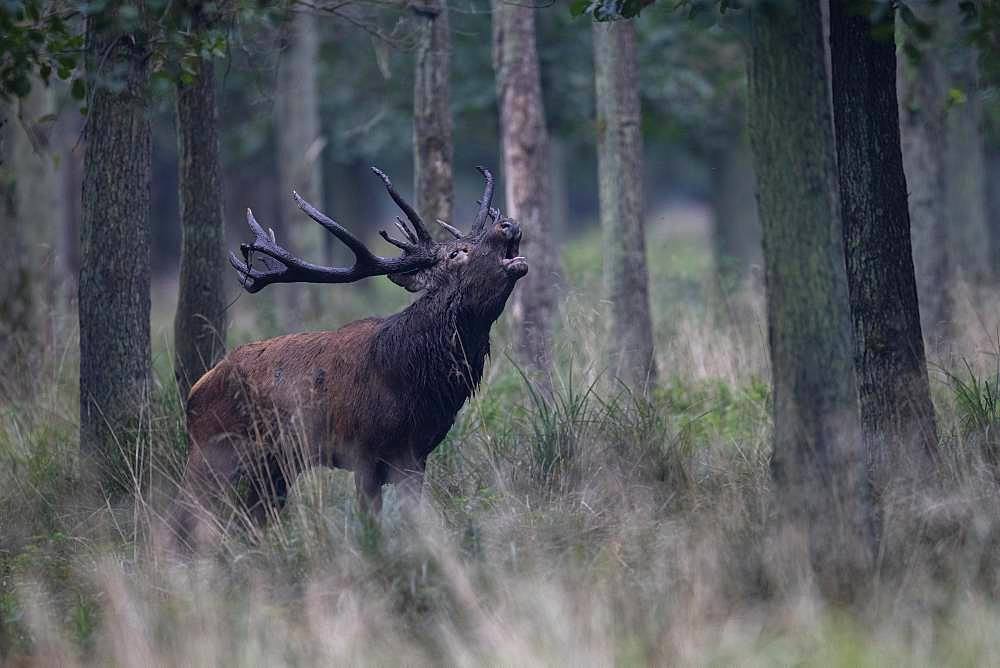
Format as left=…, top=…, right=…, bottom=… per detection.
left=449, top=250, right=459, bottom=259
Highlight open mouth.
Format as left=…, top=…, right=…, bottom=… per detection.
left=500, top=238, right=528, bottom=276
left=503, top=237, right=520, bottom=260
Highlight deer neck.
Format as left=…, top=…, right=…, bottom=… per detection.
left=374, top=287, right=493, bottom=406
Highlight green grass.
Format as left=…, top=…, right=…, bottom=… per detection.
left=6, top=231, right=1000, bottom=664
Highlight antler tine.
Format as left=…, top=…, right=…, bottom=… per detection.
left=293, top=191, right=378, bottom=263
left=436, top=218, right=462, bottom=239
left=470, top=166, right=495, bottom=235
left=371, top=167, right=432, bottom=243
left=394, top=216, right=418, bottom=244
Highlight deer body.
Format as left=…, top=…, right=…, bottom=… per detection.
left=172, top=167, right=525, bottom=546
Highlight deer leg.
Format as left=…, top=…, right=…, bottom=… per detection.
left=354, top=462, right=385, bottom=516
left=170, top=439, right=243, bottom=552
left=389, top=459, right=426, bottom=513
left=244, top=454, right=290, bottom=526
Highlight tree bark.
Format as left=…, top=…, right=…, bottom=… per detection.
left=709, top=138, right=761, bottom=285
left=747, top=0, right=873, bottom=602
left=592, top=20, right=656, bottom=392
left=897, top=7, right=951, bottom=339
left=413, top=0, right=454, bottom=234
left=58, top=112, right=83, bottom=310
left=0, top=85, right=65, bottom=397
left=989, top=147, right=1000, bottom=279
left=945, top=39, right=989, bottom=285
left=0, top=102, right=36, bottom=398
left=830, top=1, right=938, bottom=476
left=174, top=14, right=227, bottom=398
left=492, top=0, right=556, bottom=376
left=79, top=6, right=152, bottom=460
left=275, top=10, right=325, bottom=321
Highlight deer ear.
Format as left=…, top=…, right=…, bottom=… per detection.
left=388, top=269, right=434, bottom=292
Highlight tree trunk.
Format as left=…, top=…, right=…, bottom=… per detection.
left=709, top=138, right=761, bottom=285
left=174, top=16, right=227, bottom=398
left=830, top=1, right=938, bottom=476
left=747, top=0, right=873, bottom=602
left=79, top=7, right=152, bottom=460
left=897, top=7, right=951, bottom=340
left=59, top=112, right=83, bottom=310
left=593, top=19, right=656, bottom=392
left=549, top=136, right=570, bottom=238
left=413, top=0, right=453, bottom=234
left=989, top=147, right=1000, bottom=279
left=275, top=10, right=325, bottom=322
left=0, top=102, right=36, bottom=398
left=945, top=40, right=989, bottom=285
left=492, top=0, right=556, bottom=376
left=0, top=85, right=65, bottom=397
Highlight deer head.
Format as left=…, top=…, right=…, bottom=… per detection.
left=228, top=167, right=528, bottom=312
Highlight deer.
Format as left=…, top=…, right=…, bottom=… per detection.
left=169, top=166, right=526, bottom=547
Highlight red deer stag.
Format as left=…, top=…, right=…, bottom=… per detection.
left=170, top=167, right=526, bottom=546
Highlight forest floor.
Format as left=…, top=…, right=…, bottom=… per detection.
left=5, top=204, right=1000, bottom=665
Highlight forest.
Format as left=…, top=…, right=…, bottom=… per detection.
left=2, top=0, right=1000, bottom=663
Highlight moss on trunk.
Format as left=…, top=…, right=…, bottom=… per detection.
left=748, top=0, right=873, bottom=603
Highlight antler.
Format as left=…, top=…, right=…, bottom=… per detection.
left=434, top=166, right=500, bottom=238
left=470, top=166, right=495, bottom=236
left=230, top=165, right=506, bottom=293
left=229, top=185, right=438, bottom=294
left=371, top=167, right=433, bottom=243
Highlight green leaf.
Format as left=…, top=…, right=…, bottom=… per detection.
left=71, top=77, right=85, bottom=100
left=569, top=0, right=591, bottom=17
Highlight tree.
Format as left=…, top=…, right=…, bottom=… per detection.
left=709, top=137, right=760, bottom=285
left=413, top=0, right=454, bottom=233
left=944, top=28, right=990, bottom=286
left=275, top=9, right=325, bottom=321
left=0, top=103, right=36, bottom=396
left=492, top=0, right=556, bottom=375
left=0, top=85, right=64, bottom=397
left=829, top=0, right=938, bottom=476
left=592, top=19, right=656, bottom=391
left=173, top=8, right=227, bottom=398
left=897, top=3, right=951, bottom=339
left=79, top=5, right=152, bottom=461
left=747, top=0, right=873, bottom=601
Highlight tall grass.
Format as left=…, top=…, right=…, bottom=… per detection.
left=7, top=228, right=1000, bottom=665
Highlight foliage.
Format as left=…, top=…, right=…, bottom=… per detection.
left=0, top=0, right=84, bottom=100
left=1, top=0, right=268, bottom=103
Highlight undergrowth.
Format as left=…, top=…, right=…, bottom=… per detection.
left=7, top=236, right=1000, bottom=664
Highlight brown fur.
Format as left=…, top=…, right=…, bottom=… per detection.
left=171, top=217, right=527, bottom=548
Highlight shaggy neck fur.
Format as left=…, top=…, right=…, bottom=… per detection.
left=371, top=280, right=507, bottom=419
